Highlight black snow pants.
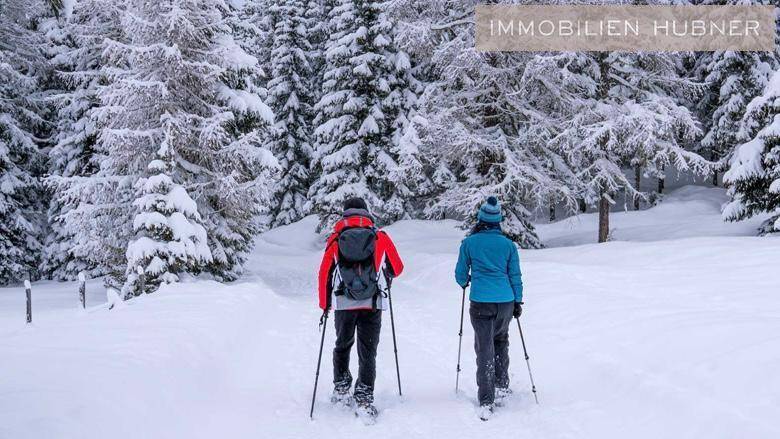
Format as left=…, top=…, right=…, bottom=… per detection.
left=333, top=309, right=382, bottom=405
left=470, top=301, right=514, bottom=406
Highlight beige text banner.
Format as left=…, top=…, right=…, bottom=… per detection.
left=475, top=5, right=776, bottom=51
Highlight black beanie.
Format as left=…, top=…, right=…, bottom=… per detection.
left=343, top=197, right=368, bottom=212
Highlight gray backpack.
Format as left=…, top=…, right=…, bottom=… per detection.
left=336, top=227, right=379, bottom=301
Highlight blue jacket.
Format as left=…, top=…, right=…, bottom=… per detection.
left=455, top=229, right=523, bottom=303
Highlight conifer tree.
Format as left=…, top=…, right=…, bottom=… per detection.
left=696, top=50, right=777, bottom=183
left=92, top=0, right=277, bottom=293
left=723, top=70, right=780, bottom=234
left=547, top=51, right=709, bottom=242
left=391, top=1, right=567, bottom=247
left=125, top=135, right=211, bottom=293
left=42, top=0, right=123, bottom=280
left=0, top=0, right=48, bottom=284
left=694, top=0, right=779, bottom=183
left=309, top=0, right=420, bottom=229
left=267, top=0, right=315, bottom=227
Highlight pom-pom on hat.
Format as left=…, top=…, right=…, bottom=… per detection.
left=477, top=196, right=503, bottom=223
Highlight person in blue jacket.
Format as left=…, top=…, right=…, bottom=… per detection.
left=455, top=195, right=523, bottom=417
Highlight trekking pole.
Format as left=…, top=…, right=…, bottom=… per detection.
left=455, top=285, right=466, bottom=394
left=516, top=317, right=539, bottom=404
left=310, top=309, right=329, bottom=419
left=386, top=278, right=403, bottom=396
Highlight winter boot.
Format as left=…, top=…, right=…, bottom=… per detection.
left=495, top=387, right=513, bottom=407
left=478, top=403, right=494, bottom=421
left=355, top=402, right=379, bottom=425
left=330, top=387, right=354, bottom=409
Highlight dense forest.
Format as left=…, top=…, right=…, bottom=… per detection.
left=1, top=0, right=779, bottom=292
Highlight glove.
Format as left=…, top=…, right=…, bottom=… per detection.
left=513, top=302, right=523, bottom=318
left=383, top=268, right=394, bottom=288
left=319, top=308, right=330, bottom=328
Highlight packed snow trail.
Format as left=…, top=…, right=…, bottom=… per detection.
left=1, top=186, right=779, bottom=439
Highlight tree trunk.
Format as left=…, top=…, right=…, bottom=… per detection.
left=711, top=151, right=719, bottom=187
left=578, top=198, right=587, bottom=213
left=598, top=194, right=610, bottom=243
left=657, top=176, right=665, bottom=194
left=634, top=166, right=641, bottom=211
left=549, top=204, right=556, bottom=222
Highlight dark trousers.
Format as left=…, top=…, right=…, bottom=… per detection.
left=470, top=301, right=513, bottom=406
left=333, top=309, right=382, bottom=404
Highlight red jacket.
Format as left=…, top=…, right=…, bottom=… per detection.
left=318, top=215, right=404, bottom=310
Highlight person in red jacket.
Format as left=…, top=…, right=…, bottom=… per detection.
left=317, top=197, right=404, bottom=418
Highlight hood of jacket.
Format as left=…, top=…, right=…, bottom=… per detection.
left=333, top=212, right=375, bottom=233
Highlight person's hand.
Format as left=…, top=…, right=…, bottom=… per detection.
left=513, top=302, right=523, bottom=318
left=383, top=269, right=394, bottom=287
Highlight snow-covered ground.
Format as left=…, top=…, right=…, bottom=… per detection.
left=1, top=186, right=779, bottom=439
left=536, top=185, right=769, bottom=247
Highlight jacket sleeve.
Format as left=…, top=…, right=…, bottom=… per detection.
left=377, top=231, right=404, bottom=278
left=318, top=237, right=338, bottom=310
left=454, top=239, right=470, bottom=288
left=508, top=243, right=523, bottom=302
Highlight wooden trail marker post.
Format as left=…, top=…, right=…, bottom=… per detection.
left=25, top=279, right=32, bottom=324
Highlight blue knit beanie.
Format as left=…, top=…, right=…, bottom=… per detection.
left=477, top=196, right=502, bottom=223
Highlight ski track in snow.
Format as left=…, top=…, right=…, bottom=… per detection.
left=1, top=186, right=779, bottom=439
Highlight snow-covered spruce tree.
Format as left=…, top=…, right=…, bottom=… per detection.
left=391, top=1, right=573, bottom=248
left=605, top=51, right=708, bottom=195
left=549, top=51, right=709, bottom=242
left=41, top=0, right=124, bottom=280
left=723, top=70, right=780, bottom=235
left=383, top=4, right=431, bottom=219
left=95, top=0, right=276, bottom=293
left=267, top=0, right=315, bottom=227
left=309, top=0, right=421, bottom=229
left=305, top=0, right=330, bottom=85
left=387, top=0, right=457, bottom=209
left=0, top=0, right=49, bottom=285
left=236, top=0, right=278, bottom=90
left=126, top=136, right=211, bottom=293
left=696, top=50, right=777, bottom=183
left=693, top=0, right=778, bottom=185
left=209, top=1, right=280, bottom=281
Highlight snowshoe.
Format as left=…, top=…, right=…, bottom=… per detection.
left=355, top=403, right=379, bottom=425
left=477, top=404, right=494, bottom=422
left=330, top=389, right=355, bottom=410
left=495, top=387, right=513, bottom=407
